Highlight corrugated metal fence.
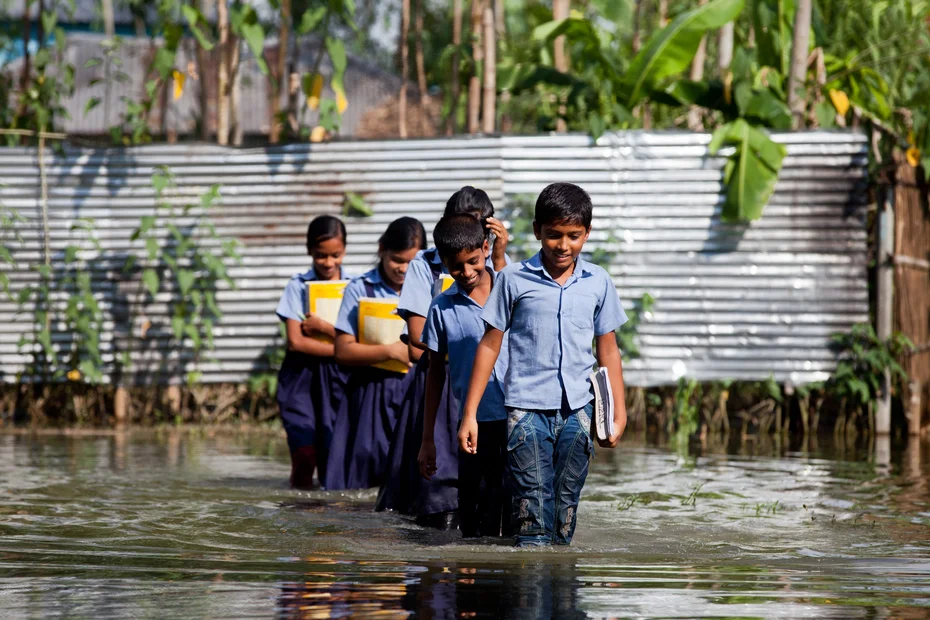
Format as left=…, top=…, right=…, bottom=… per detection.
left=0, top=131, right=869, bottom=386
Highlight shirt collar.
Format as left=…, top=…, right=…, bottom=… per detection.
left=446, top=269, right=496, bottom=304
left=303, top=266, right=346, bottom=281
left=362, top=267, right=384, bottom=285
left=524, top=251, right=593, bottom=281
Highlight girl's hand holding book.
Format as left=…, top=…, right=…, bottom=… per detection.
left=386, top=340, right=411, bottom=367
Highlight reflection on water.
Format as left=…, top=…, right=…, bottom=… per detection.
left=1, top=428, right=929, bottom=618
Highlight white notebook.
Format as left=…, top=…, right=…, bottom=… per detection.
left=590, top=367, right=614, bottom=441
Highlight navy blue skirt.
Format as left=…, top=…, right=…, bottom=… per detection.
left=323, top=366, right=408, bottom=490
left=277, top=352, right=350, bottom=483
left=376, top=354, right=459, bottom=517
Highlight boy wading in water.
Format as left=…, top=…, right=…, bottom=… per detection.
left=460, top=182, right=628, bottom=547
left=418, top=215, right=510, bottom=537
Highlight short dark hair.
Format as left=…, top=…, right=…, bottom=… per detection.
left=433, top=215, right=486, bottom=261
left=443, top=186, right=494, bottom=235
left=379, top=216, right=427, bottom=253
left=534, top=182, right=593, bottom=229
left=306, top=215, right=347, bottom=250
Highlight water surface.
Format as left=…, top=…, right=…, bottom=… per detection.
left=1, top=429, right=929, bottom=618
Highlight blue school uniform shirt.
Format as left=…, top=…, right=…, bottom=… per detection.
left=422, top=275, right=508, bottom=422
left=275, top=266, right=351, bottom=323
left=334, top=267, right=399, bottom=337
left=397, top=247, right=509, bottom=320
left=481, top=251, right=628, bottom=411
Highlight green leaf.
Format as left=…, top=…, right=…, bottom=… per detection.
left=142, top=268, right=159, bottom=297
left=132, top=215, right=156, bottom=241
left=151, top=168, right=172, bottom=195
left=325, top=37, right=347, bottom=106
left=709, top=119, right=786, bottom=222
left=184, top=324, right=202, bottom=349
left=623, top=0, right=745, bottom=107
left=182, top=5, right=215, bottom=51
left=171, top=315, right=186, bottom=341
left=64, top=245, right=79, bottom=263
left=41, top=10, right=57, bottom=39
left=814, top=100, right=837, bottom=128
left=177, top=268, right=195, bottom=295
left=742, top=88, right=792, bottom=129
left=751, top=0, right=795, bottom=75
left=146, top=236, right=159, bottom=261
left=241, top=22, right=268, bottom=75
left=200, top=185, right=221, bottom=210
left=83, top=97, right=101, bottom=116
left=296, top=6, right=327, bottom=34
left=152, top=47, right=176, bottom=79
left=342, top=192, right=373, bottom=217
left=84, top=58, right=102, bottom=69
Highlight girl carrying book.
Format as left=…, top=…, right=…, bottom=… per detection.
left=275, top=215, right=351, bottom=489
left=325, top=217, right=427, bottom=490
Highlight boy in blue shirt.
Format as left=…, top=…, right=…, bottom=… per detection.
left=418, top=215, right=510, bottom=537
left=460, top=182, right=628, bottom=547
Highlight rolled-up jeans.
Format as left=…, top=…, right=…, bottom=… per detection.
left=506, top=401, right=594, bottom=547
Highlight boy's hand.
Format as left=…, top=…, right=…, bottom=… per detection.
left=458, top=416, right=478, bottom=455
left=601, top=409, right=627, bottom=448
left=418, top=440, right=437, bottom=480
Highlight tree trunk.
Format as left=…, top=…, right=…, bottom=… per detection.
left=631, top=0, right=643, bottom=54
left=481, top=6, right=495, bottom=134
left=467, top=0, right=483, bottom=134
left=217, top=0, right=230, bottom=145
left=718, top=22, right=734, bottom=74
left=495, top=0, right=510, bottom=133
left=787, top=0, right=812, bottom=128
left=270, top=0, right=290, bottom=144
left=196, top=0, right=211, bottom=141
left=399, top=0, right=410, bottom=138
left=230, top=37, right=243, bottom=146
left=101, top=0, right=115, bottom=38
left=414, top=0, right=431, bottom=134
left=286, top=39, right=299, bottom=134
left=552, top=0, right=569, bottom=132
left=446, top=0, right=463, bottom=135
left=659, top=0, right=668, bottom=27
left=687, top=0, right=708, bottom=130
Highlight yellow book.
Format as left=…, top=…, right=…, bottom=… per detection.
left=358, top=297, right=408, bottom=374
left=307, top=280, right=348, bottom=343
left=431, top=274, right=455, bottom=297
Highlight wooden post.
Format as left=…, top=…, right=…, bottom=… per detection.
left=445, top=0, right=463, bottom=136
left=114, top=386, right=129, bottom=423
left=217, top=0, right=230, bottom=145
left=787, top=0, right=812, bottom=127
left=876, top=186, right=894, bottom=434
left=399, top=0, right=410, bottom=138
left=467, top=0, right=484, bottom=134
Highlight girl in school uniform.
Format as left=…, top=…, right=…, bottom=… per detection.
left=377, top=187, right=508, bottom=527
left=324, top=217, right=428, bottom=490
left=276, top=215, right=351, bottom=489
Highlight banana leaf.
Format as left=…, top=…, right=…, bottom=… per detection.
left=708, top=119, right=786, bottom=222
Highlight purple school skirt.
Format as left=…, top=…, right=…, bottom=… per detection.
left=323, top=366, right=407, bottom=490
left=376, top=353, right=459, bottom=517
left=277, top=352, right=350, bottom=473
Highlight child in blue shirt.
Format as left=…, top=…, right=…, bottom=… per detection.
left=418, top=215, right=510, bottom=537
left=460, top=182, right=628, bottom=547
left=275, top=215, right=351, bottom=489
left=324, top=217, right=427, bottom=490
left=377, top=186, right=508, bottom=528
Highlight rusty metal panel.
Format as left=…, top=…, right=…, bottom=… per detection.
left=0, top=132, right=868, bottom=387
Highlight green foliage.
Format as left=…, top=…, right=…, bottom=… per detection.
left=827, top=323, right=914, bottom=407
left=342, top=192, right=373, bottom=217
left=59, top=219, right=106, bottom=384
left=128, top=167, right=243, bottom=385
left=617, top=293, right=655, bottom=361
left=0, top=200, right=26, bottom=298
left=672, top=378, right=701, bottom=452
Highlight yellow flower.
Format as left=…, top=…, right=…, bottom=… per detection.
left=310, top=126, right=326, bottom=143
left=828, top=89, right=849, bottom=116
left=307, top=74, right=323, bottom=110
left=67, top=369, right=81, bottom=382
left=336, top=91, right=348, bottom=114
left=906, top=146, right=921, bottom=167
left=172, top=70, right=186, bottom=101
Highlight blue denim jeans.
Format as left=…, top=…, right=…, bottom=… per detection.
left=506, top=401, right=594, bottom=547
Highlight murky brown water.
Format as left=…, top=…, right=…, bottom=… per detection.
left=1, top=429, right=929, bottom=618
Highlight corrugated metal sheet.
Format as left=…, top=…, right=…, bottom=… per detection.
left=0, top=131, right=869, bottom=386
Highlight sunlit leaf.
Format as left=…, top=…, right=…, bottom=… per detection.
left=142, top=268, right=159, bottom=297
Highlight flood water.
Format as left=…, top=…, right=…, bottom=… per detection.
left=1, top=429, right=929, bottom=619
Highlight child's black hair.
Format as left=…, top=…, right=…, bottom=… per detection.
left=534, top=182, right=593, bottom=229
left=433, top=215, right=486, bottom=262
left=379, top=216, right=427, bottom=253
left=306, top=215, right=347, bottom=250
left=443, top=186, right=494, bottom=235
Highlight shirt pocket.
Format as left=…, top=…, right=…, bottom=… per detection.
left=567, top=293, right=596, bottom=330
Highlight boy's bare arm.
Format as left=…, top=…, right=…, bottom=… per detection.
left=418, top=350, right=446, bottom=479
left=595, top=332, right=627, bottom=447
left=458, top=326, right=504, bottom=454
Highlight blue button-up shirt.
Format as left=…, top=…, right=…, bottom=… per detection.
left=481, top=252, right=627, bottom=411
left=334, top=267, right=399, bottom=337
left=397, top=247, right=509, bottom=320
left=275, top=267, right=351, bottom=323
left=423, top=275, right=508, bottom=422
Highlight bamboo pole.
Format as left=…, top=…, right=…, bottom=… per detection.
left=400, top=0, right=411, bottom=138
left=414, top=0, right=431, bottom=135
left=467, top=0, right=484, bottom=134
left=787, top=0, right=812, bottom=128
left=217, top=0, right=230, bottom=145
left=688, top=0, right=708, bottom=130
left=270, top=0, right=290, bottom=143
left=446, top=0, right=463, bottom=135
